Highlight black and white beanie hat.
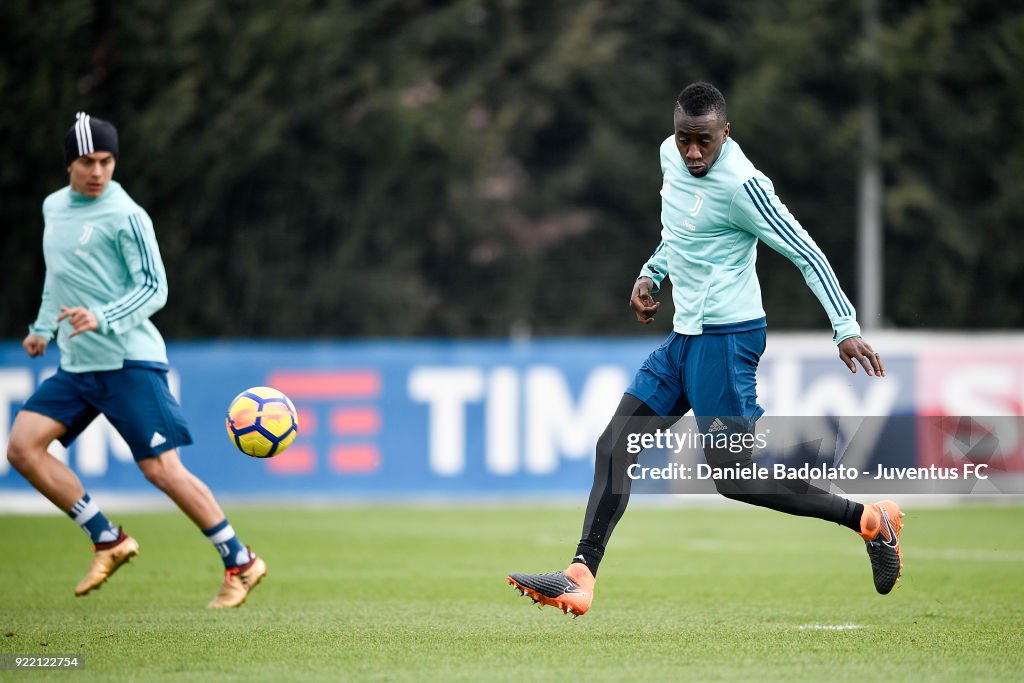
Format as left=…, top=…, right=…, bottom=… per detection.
left=64, top=112, right=119, bottom=166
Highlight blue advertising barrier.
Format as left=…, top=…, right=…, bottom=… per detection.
left=5, top=335, right=1014, bottom=500
left=2, top=340, right=656, bottom=497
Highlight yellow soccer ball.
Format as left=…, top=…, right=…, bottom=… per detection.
left=225, top=386, right=299, bottom=458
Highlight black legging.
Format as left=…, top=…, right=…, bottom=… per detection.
left=574, top=393, right=859, bottom=575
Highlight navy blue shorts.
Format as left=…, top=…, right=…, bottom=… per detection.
left=625, top=327, right=767, bottom=431
left=21, top=362, right=193, bottom=461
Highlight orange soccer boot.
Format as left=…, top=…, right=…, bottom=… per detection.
left=859, top=500, right=905, bottom=594
left=507, top=562, right=596, bottom=617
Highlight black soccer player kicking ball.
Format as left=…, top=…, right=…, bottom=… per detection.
left=507, top=82, right=902, bottom=617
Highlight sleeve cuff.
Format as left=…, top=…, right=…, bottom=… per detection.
left=832, top=317, right=862, bottom=344
left=28, top=324, right=54, bottom=339
left=638, top=268, right=664, bottom=294
left=94, top=309, right=111, bottom=334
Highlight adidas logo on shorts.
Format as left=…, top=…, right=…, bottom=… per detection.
left=708, top=418, right=728, bottom=433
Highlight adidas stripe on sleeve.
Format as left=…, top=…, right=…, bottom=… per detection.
left=638, top=241, right=670, bottom=294
left=732, top=177, right=860, bottom=342
left=95, top=212, right=168, bottom=335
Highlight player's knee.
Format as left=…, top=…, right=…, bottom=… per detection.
left=713, top=478, right=743, bottom=498
left=713, top=477, right=776, bottom=501
left=598, top=426, right=637, bottom=474
left=140, top=459, right=173, bottom=490
left=715, top=485, right=755, bottom=503
left=5, top=440, right=28, bottom=472
left=139, top=454, right=191, bottom=492
left=6, top=431, right=46, bottom=472
left=710, top=466, right=759, bottom=498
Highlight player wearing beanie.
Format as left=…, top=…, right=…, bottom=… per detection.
left=7, top=113, right=267, bottom=608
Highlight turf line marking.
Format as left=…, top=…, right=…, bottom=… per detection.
left=797, top=624, right=864, bottom=631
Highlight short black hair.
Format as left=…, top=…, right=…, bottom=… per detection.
left=676, top=81, right=727, bottom=120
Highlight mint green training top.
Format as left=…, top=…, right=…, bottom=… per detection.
left=640, top=136, right=861, bottom=343
left=30, top=180, right=169, bottom=372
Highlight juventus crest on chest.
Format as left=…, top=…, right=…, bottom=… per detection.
left=687, top=191, right=705, bottom=216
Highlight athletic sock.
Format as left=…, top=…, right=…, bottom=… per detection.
left=572, top=539, right=604, bottom=577
left=68, top=494, right=120, bottom=545
left=845, top=502, right=866, bottom=534
left=203, top=519, right=252, bottom=568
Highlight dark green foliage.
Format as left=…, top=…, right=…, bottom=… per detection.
left=2, top=0, right=1021, bottom=338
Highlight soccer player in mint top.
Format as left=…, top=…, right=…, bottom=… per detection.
left=508, top=82, right=903, bottom=617
left=6, top=113, right=266, bottom=608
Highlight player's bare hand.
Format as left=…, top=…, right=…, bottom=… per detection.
left=57, top=306, right=99, bottom=338
left=630, top=277, right=660, bottom=324
left=22, top=334, right=49, bottom=358
left=838, top=336, right=885, bottom=378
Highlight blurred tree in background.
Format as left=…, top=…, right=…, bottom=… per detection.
left=2, top=0, right=1021, bottom=339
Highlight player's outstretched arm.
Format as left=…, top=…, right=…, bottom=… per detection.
left=838, top=336, right=885, bottom=378
left=630, top=276, right=660, bottom=324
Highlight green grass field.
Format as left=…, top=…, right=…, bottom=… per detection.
left=1, top=503, right=1022, bottom=682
